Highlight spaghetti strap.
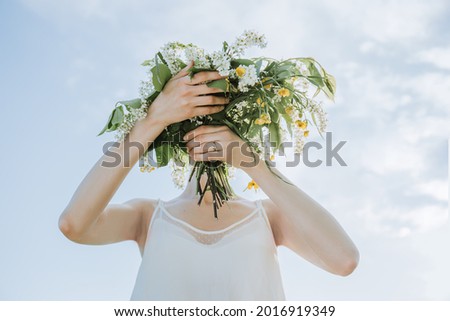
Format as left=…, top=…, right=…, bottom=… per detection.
left=146, top=198, right=162, bottom=235
left=257, top=199, right=272, bottom=231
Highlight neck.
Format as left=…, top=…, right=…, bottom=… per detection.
left=180, top=169, right=215, bottom=205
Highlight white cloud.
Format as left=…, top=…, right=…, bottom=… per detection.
left=412, top=179, right=448, bottom=202
left=324, top=0, right=446, bottom=44
left=357, top=203, right=448, bottom=237
left=413, top=46, right=450, bottom=70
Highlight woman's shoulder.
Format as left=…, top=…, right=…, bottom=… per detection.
left=123, top=197, right=159, bottom=214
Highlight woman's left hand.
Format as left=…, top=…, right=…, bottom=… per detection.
left=183, top=125, right=258, bottom=170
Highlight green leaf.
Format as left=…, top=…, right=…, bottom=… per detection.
left=97, top=109, right=115, bottom=136
left=230, top=58, right=254, bottom=68
left=207, top=79, right=228, bottom=92
left=246, top=123, right=262, bottom=138
left=280, top=112, right=293, bottom=137
left=111, top=105, right=124, bottom=126
left=223, top=41, right=229, bottom=52
left=152, top=59, right=172, bottom=92
left=141, top=60, right=152, bottom=66
left=268, top=122, right=281, bottom=151
left=322, top=73, right=336, bottom=101
left=155, top=143, right=173, bottom=167
left=255, top=59, right=263, bottom=75
left=97, top=105, right=123, bottom=136
left=268, top=106, right=279, bottom=123
left=117, top=98, right=142, bottom=110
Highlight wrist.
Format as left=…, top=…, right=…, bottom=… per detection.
left=240, top=155, right=268, bottom=176
left=145, top=99, right=171, bottom=129
left=128, top=113, right=166, bottom=145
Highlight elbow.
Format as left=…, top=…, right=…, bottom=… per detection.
left=336, top=248, right=360, bottom=277
left=58, top=211, right=85, bottom=243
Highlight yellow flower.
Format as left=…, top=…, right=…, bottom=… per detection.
left=270, top=154, right=275, bottom=161
left=235, top=66, right=246, bottom=78
left=262, top=77, right=272, bottom=90
left=295, top=120, right=307, bottom=129
left=261, top=113, right=271, bottom=123
left=303, top=130, right=310, bottom=137
left=255, top=118, right=264, bottom=125
left=140, top=167, right=145, bottom=172
left=255, top=113, right=271, bottom=125
left=285, top=105, right=294, bottom=115
left=246, top=179, right=259, bottom=190
left=277, top=88, right=290, bottom=97
left=256, top=98, right=265, bottom=108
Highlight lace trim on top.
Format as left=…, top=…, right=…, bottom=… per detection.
left=157, top=199, right=262, bottom=245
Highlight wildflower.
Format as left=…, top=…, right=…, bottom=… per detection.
left=295, top=120, right=307, bottom=129
left=262, top=77, right=272, bottom=90
left=246, top=179, right=259, bottom=191
left=255, top=118, right=265, bottom=125
left=256, top=98, right=265, bottom=107
left=303, top=130, right=309, bottom=137
left=285, top=105, right=294, bottom=115
left=184, top=45, right=210, bottom=69
left=229, top=30, right=267, bottom=57
left=236, top=66, right=246, bottom=78
left=255, top=113, right=271, bottom=125
left=236, top=64, right=258, bottom=92
left=270, top=154, right=275, bottom=161
left=277, top=88, right=290, bottom=97
left=211, top=50, right=231, bottom=76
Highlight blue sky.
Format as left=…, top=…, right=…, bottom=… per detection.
left=0, top=0, right=449, bottom=300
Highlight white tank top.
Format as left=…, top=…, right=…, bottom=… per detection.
left=130, top=198, right=286, bottom=301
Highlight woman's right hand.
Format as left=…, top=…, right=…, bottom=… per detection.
left=147, top=61, right=229, bottom=128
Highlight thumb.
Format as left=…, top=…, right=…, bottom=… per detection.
left=174, top=60, right=194, bottom=79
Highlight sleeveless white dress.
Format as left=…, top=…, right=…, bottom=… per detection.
left=130, top=198, right=286, bottom=301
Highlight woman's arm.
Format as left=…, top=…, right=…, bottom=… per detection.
left=244, top=161, right=360, bottom=276
left=184, top=125, right=360, bottom=276
left=59, top=63, right=229, bottom=245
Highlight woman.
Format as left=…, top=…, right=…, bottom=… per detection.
left=58, top=62, right=360, bottom=300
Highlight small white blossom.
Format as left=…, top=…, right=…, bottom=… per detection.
left=184, top=45, right=211, bottom=69
left=229, top=30, right=267, bottom=57
left=210, top=50, right=231, bottom=76
left=170, top=159, right=189, bottom=189
left=160, top=42, right=186, bottom=75
left=236, top=64, right=258, bottom=92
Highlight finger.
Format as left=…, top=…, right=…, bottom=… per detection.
left=190, top=151, right=223, bottom=162
left=192, top=95, right=229, bottom=107
left=173, top=60, right=194, bottom=80
left=188, top=105, right=225, bottom=119
left=187, top=139, right=223, bottom=153
left=191, top=141, right=223, bottom=154
left=184, top=125, right=228, bottom=141
left=191, top=84, right=225, bottom=96
left=188, top=71, right=227, bottom=85
left=186, top=132, right=226, bottom=149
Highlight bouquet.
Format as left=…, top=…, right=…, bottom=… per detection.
left=98, top=30, right=336, bottom=219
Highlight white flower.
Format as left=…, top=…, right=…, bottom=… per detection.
left=236, top=64, right=258, bottom=92
left=184, top=45, right=210, bottom=69
left=229, top=30, right=267, bottom=57
left=170, top=159, right=189, bottom=189
left=138, top=80, right=155, bottom=102
left=309, top=101, right=328, bottom=133
left=160, top=42, right=186, bottom=75
left=210, top=50, right=231, bottom=76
